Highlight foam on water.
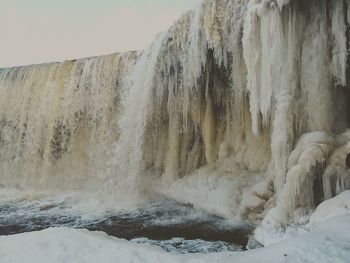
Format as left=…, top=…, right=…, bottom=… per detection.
left=132, top=238, right=242, bottom=254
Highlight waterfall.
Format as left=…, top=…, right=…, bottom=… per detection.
left=1, top=0, right=350, bottom=245
left=106, top=34, right=166, bottom=200
left=0, top=53, right=138, bottom=191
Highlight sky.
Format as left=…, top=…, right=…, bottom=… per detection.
left=0, top=0, right=201, bottom=68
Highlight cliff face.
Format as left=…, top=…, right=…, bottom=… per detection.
left=1, top=0, right=350, bottom=240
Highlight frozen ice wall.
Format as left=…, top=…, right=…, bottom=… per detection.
left=1, top=0, right=350, bottom=237
left=135, top=0, right=350, bottom=224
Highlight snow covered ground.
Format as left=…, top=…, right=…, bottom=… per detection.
left=1, top=192, right=350, bottom=263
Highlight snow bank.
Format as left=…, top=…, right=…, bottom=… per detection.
left=241, top=215, right=350, bottom=263
left=0, top=228, right=231, bottom=263
left=310, top=190, right=350, bottom=225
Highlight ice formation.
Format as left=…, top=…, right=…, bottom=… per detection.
left=1, top=0, right=350, bottom=245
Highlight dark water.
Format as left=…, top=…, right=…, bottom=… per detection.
left=0, top=198, right=253, bottom=254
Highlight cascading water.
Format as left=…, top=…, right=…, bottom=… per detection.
left=1, top=0, right=350, bottom=247
left=106, top=34, right=166, bottom=200
left=0, top=53, right=138, bottom=193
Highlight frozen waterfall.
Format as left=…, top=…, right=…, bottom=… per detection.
left=1, top=0, right=350, bottom=245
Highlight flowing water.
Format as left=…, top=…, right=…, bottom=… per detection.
left=0, top=193, right=252, bottom=253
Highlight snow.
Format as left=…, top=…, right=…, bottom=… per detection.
left=242, top=215, right=350, bottom=263
left=161, top=157, right=268, bottom=219
left=310, top=190, right=350, bottom=225
left=255, top=190, right=350, bottom=249
left=1, top=194, right=350, bottom=263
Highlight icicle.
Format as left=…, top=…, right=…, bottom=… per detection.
left=330, top=0, right=348, bottom=86
left=243, top=1, right=262, bottom=135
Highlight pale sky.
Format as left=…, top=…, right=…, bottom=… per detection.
left=0, top=0, right=201, bottom=68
